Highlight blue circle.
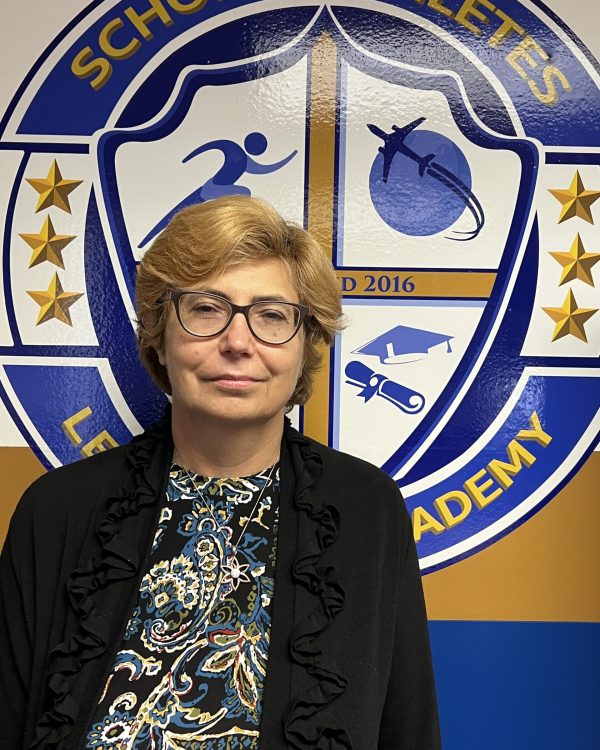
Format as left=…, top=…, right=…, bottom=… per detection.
left=369, top=130, right=472, bottom=236
left=244, top=131, right=268, bottom=155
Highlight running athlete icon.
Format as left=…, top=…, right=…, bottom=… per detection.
left=139, top=132, right=297, bottom=247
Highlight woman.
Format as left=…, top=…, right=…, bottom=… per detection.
left=0, top=196, right=441, bottom=749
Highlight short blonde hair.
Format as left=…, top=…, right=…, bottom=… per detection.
left=136, top=195, right=342, bottom=407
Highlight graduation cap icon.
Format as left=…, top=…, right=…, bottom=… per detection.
left=353, top=325, right=453, bottom=364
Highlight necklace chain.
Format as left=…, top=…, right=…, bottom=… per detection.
left=173, top=450, right=277, bottom=587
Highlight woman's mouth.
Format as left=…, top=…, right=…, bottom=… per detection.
left=211, top=375, right=260, bottom=390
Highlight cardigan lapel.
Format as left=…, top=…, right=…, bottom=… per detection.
left=258, top=432, right=300, bottom=747
left=259, top=422, right=349, bottom=749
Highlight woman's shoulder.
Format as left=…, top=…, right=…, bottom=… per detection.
left=15, top=444, right=132, bottom=525
left=299, top=430, right=401, bottom=501
left=27, top=443, right=130, bottom=490
left=293, top=430, right=410, bottom=549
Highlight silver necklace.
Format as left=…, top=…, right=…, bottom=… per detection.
left=174, top=451, right=277, bottom=589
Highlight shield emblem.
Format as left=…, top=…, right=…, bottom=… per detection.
left=92, top=6, right=541, bottom=570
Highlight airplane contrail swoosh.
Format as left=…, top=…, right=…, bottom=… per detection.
left=426, top=161, right=485, bottom=241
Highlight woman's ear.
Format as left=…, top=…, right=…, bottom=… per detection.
left=141, top=310, right=156, bottom=331
left=141, top=309, right=166, bottom=366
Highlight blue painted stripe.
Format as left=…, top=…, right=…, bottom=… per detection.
left=429, top=621, right=600, bottom=750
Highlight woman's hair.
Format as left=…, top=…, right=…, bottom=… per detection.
left=136, top=195, right=343, bottom=407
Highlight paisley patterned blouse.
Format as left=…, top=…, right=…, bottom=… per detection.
left=84, top=462, right=280, bottom=750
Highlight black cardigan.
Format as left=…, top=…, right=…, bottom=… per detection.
left=0, top=415, right=441, bottom=749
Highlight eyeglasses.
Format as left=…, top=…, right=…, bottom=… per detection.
left=164, top=290, right=309, bottom=345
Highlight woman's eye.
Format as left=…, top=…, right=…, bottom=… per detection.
left=259, top=309, right=287, bottom=322
left=190, top=303, right=221, bottom=315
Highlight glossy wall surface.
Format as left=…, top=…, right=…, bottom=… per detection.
left=1, top=1, right=599, bottom=747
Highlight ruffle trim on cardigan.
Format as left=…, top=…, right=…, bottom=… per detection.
left=283, top=424, right=352, bottom=749
left=30, top=418, right=167, bottom=749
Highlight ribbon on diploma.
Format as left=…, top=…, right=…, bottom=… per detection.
left=345, top=361, right=426, bottom=414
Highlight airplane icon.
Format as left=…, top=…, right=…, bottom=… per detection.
left=366, top=117, right=485, bottom=241
left=368, top=117, right=434, bottom=181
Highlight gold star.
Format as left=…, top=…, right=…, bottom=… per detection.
left=27, top=273, right=84, bottom=326
left=549, top=234, right=600, bottom=286
left=19, top=216, right=76, bottom=269
left=25, top=160, right=83, bottom=213
left=548, top=170, right=600, bottom=224
left=542, top=289, right=597, bottom=342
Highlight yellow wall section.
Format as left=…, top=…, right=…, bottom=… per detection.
left=3, top=449, right=599, bottom=623
left=1, top=448, right=45, bottom=542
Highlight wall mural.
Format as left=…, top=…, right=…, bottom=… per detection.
left=1, top=1, right=599, bottom=747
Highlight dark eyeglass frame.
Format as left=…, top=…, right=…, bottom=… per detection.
left=163, top=290, right=309, bottom=345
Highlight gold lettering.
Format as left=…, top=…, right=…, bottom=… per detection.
left=71, top=48, right=112, bottom=91
left=99, top=18, right=141, bottom=60
left=81, top=430, right=119, bottom=456
left=517, top=411, right=552, bottom=447
left=417, top=414, right=553, bottom=535
left=487, top=439, right=535, bottom=490
left=434, top=490, right=472, bottom=528
left=529, top=65, right=571, bottom=105
left=62, top=406, right=119, bottom=456
left=426, top=0, right=455, bottom=19
left=489, top=8, right=525, bottom=48
left=506, top=34, right=548, bottom=80
left=506, top=37, right=571, bottom=105
left=62, top=406, right=93, bottom=445
left=124, top=0, right=173, bottom=41
left=412, top=506, right=445, bottom=543
left=464, top=468, right=502, bottom=509
left=455, top=0, right=496, bottom=35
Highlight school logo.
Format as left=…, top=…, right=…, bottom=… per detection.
left=1, top=1, right=599, bottom=572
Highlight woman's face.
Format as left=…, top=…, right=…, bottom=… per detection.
left=158, top=258, right=305, bottom=428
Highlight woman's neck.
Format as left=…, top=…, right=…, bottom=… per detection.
left=170, top=407, right=284, bottom=478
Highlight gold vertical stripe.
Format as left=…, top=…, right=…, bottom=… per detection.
left=303, top=32, right=338, bottom=444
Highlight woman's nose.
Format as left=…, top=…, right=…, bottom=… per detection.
left=219, top=310, right=255, bottom=352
